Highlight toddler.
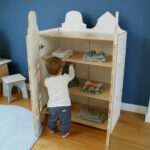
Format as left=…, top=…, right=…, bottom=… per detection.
left=44, top=57, right=75, bottom=138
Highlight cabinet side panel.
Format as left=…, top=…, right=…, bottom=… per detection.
left=39, top=37, right=58, bottom=56
left=26, top=35, right=42, bottom=137
left=111, top=32, right=127, bottom=132
left=26, top=11, right=42, bottom=136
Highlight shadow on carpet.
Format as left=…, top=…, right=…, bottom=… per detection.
left=0, top=105, right=42, bottom=150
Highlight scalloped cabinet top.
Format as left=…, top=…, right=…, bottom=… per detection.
left=61, top=11, right=124, bottom=33
left=62, top=11, right=87, bottom=31
left=28, top=10, right=126, bottom=40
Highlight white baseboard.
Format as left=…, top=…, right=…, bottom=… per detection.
left=145, top=114, right=150, bottom=122
left=145, top=99, right=150, bottom=123
left=121, top=103, right=147, bottom=114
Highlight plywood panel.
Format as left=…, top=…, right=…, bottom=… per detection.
left=105, top=12, right=119, bottom=150
left=90, top=40, right=113, bottom=55
left=26, top=11, right=42, bottom=137
left=89, top=66, right=111, bottom=83
left=111, top=32, right=127, bottom=132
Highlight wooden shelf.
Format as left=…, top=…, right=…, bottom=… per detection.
left=41, top=102, right=108, bottom=131
left=69, top=79, right=111, bottom=102
left=39, top=29, right=114, bottom=41
left=72, top=102, right=108, bottom=130
left=41, top=51, right=112, bottom=68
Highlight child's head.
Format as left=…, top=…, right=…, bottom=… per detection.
left=46, top=57, right=62, bottom=75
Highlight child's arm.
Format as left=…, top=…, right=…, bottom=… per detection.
left=68, top=63, right=75, bottom=82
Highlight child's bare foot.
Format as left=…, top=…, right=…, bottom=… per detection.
left=49, top=130, right=56, bottom=134
left=62, top=132, right=70, bottom=138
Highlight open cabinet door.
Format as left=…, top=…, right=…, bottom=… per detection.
left=111, top=31, right=127, bottom=132
left=26, top=11, right=42, bottom=136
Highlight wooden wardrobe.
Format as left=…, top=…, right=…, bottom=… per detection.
left=26, top=10, right=127, bottom=150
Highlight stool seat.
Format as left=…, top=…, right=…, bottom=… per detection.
left=2, top=74, right=26, bottom=84
left=2, top=74, right=28, bottom=103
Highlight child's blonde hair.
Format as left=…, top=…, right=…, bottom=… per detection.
left=46, top=57, right=62, bottom=75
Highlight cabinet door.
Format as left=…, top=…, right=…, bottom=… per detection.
left=26, top=35, right=42, bottom=137
left=111, top=33, right=127, bottom=132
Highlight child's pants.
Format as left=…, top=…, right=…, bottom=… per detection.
left=48, top=106, right=71, bottom=136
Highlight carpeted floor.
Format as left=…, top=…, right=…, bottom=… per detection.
left=0, top=105, right=42, bottom=150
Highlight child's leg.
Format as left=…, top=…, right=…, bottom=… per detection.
left=58, top=106, right=71, bottom=136
left=48, top=107, right=58, bottom=132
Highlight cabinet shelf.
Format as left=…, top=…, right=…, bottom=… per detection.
left=39, top=29, right=114, bottom=41
left=69, top=79, right=111, bottom=102
left=72, top=102, right=108, bottom=130
left=41, top=51, right=112, bottom=68
left=41, top=102, right=108, bottom=130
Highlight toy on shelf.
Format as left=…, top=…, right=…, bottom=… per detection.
left=78, top=105, right=108, bottom=123
left=83, top=50, right=109, bottom=62
left=81, top=81, right=103, bottom=94
left=52, top=49, right=73, bottom=58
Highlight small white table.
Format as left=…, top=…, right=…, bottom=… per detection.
left=2, top=74, right=28, bottom=103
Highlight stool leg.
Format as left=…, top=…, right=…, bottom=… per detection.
left=19, top=82, right=28, bottom=99
left=8, top=85, right=13, bottom=103
left=3, top=82, right=8, bottom=97
left=18, top=87, right=21, bottom=94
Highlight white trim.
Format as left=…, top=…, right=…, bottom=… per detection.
left=121, top=103, right=147, bottom=114
left=145, top=99, right=150, bottom=123
left=145, top=113, right=150, bottom=122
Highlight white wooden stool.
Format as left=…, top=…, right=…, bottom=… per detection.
left=2, top=74, right=28, bottom=103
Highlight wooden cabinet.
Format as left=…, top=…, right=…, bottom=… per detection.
left=26, top=10, right=127, bottom=150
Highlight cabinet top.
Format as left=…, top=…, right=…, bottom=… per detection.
left=28, top=11, right=126, bottom=40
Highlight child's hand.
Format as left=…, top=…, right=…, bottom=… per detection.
left=70, top=62, right=75, bottom=67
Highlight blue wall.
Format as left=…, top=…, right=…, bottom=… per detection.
left=0, top=0, right=150, bottom=106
